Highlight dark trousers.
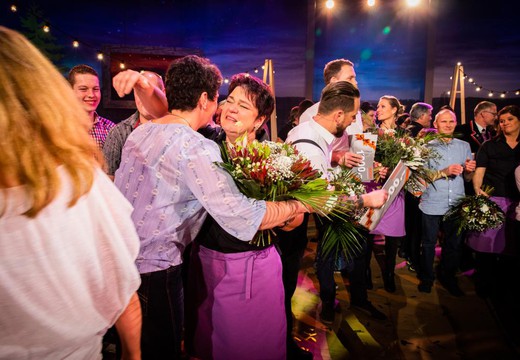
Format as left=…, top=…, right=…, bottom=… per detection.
left=138, top=265, right=184, bottom=360
left=402, top=191, right=422, bottom=268
left=366, top=234, right=401, bottom=276
left=316, top=226, right=368, bottom=307
left=419, top=213, right=461, bottom=284
left=278, top=214, right=310, bottom=340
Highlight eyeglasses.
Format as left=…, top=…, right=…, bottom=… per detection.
left=482, top=110, right=497, bottom=117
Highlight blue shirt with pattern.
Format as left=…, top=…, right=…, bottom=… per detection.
left=114, top=123, right=266, bottom=273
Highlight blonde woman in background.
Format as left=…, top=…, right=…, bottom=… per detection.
left=0, top=26, right=141, bottom=360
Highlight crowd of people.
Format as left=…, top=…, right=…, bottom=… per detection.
left=1, top=25, right=519, bottom=360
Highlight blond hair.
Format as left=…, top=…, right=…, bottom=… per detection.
left=0, top=26, right=102, bottom=217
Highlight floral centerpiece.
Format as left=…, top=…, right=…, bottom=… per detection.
left=218, top=136, right=358, bottom=248
left=443, top=186, right=505, bottom=235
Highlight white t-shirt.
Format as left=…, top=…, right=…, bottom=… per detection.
left=0, top=167, right=141, bottom=360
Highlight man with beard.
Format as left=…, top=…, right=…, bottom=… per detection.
left=286, top=81, right=388, bottom=330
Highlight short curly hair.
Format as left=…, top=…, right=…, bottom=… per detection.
left=228, top=73, right=274, bottom=121
left=165, top=55, right=222, bottom=112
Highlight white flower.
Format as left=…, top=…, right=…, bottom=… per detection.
left=480, top=204, right=489, bottom=213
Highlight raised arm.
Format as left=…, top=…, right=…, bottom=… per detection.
left=113, top=70, right=168, bottom=118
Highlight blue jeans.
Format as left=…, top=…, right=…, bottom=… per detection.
left=419, top=213, right=462, bottom=284
left=138, top=265, right=184, bottom=359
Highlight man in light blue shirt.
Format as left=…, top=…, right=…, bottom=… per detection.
left=418, top=109, right=476, bottom=296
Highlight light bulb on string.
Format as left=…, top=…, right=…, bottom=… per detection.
left=488, top=92, right=493, bottom=97
left=500, top=92, right=506, bottom=98
left=72, top=40, right=79, bottom=48
left=97, top=52, right=104, bottom=60
left=119, top=62, right=126, bottom=70
left=10, top=4, right=17, bottom=12
left=42, top=25, right=50, bottom=33
left=224, top=78, right=229, bottom=84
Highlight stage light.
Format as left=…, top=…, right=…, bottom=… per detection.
left=406, top=0, right=421, bottom=8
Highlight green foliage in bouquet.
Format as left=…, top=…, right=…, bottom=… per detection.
left=371, top=128, right=443, bottom=194
left=218, top=136, right=355, bottom=247
left=443, top=186, right=505, bottom=235
left=319, top=165, right=367, bottom=262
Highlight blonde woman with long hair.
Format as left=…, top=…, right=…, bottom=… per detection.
left=0, top=26, right=141, bottom=359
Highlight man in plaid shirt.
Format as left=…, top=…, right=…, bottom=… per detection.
left=68, top=64, right=115, bottom=149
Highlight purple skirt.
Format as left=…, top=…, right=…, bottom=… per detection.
left=189, top=244, right=286, bottom=360
left=370, top=190, right=406, bottom=237
left=466, top=196, right=518, bottom=255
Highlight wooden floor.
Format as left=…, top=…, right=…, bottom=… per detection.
left=290, top=239, right=519, bottom=360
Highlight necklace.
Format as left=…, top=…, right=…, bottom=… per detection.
left=169, top=113, right=191, bottom=128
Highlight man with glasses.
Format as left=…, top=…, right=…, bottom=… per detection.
left=454, top=101, right=497, bottom=272
left=456, top=101, right=497, bottom=154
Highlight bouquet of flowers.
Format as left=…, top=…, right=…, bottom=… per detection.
left=319, top=166, right=367, bottom=263
left=219, top=136, right=357, bottom=247
left=443, top=186, right=505, bottom=235
left=372, top=128, right=441, bottom=195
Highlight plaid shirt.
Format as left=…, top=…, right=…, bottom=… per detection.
left=89, top=113, right=115, bottom=149
left=102, top=112, right=140, bottom=176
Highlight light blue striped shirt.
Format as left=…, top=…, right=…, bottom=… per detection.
left=115, top=123, right=266, bottom=273
left=419, top=138, right=472, bottom=215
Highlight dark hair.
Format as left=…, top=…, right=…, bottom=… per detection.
left=165, top=55, right=222, bottom=112
left=67, top=64, right=98, bottom=86
left=323, top=58, right=354, bottom=85
left=296, top=99, right=314, bottom=119
left=318, top=81, right=360, bottom=115
left=396, top=113, right=410, bottom=127
left=360, top=101, right=375, bottom=114
left=228, top=73, right=274, bottom=122
left=497, top=105, right=520, bottom=141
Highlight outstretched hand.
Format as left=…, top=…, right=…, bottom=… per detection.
left=112, top=70, right=151, bottom=98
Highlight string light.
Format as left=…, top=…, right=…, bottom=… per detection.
left=72, top=40, right=79, bottom=48
left=119, top=62, right=126, bottom=69
left=10, top=4, right=17, bottom=12
left=254, top=68, right=258, bottom=73
left=446, top=65, right=520, bottom=97
left=97, top=52, right=104, bottom=60
left=42, top=25, right=50, bottom=33
left=224, top=78, right=229, bottom=84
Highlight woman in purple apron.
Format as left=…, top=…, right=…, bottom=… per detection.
left=469, top=105, right=520, bottom=297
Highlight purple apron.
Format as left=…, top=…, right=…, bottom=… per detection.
left=466, top=196, right=518, bottom=255
left=190, top=244, right=286, bottom=360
